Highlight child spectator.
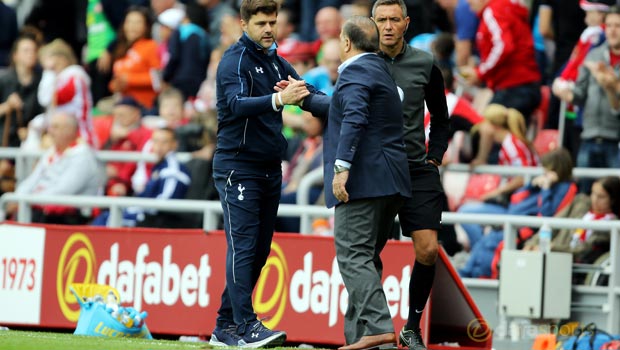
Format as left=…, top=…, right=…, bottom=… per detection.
left=92, top=127, right=191, bottom=227
left=525, top=176, right=620, bottom=266
left=33, top=39, right=97, bottom=147
left=468, top=104, right=539, bottom=200
left=459, top=148, right=577, bottom=278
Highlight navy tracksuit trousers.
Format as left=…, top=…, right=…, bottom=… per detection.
left=213, top=167, right=282, bottom=332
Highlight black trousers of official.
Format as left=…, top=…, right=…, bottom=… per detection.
left=334, top=194, right=404, bottom=344
left=213, top=167, right=282, bottom=332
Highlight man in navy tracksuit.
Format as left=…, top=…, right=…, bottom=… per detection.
left=209, top=0, right=329, bottom=348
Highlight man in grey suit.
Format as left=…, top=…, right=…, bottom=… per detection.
left=326, top=16, right=411, bottom=350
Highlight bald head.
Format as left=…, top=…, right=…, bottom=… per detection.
left=342, top=16, right=379, bottom=53
left=48, top=112, right=79, bottom=150
left=315, top=6, right=342, bottom=41
left=50, top=112, right=79, bottom=132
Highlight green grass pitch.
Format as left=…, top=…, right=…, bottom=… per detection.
left=0, top=330, right=329, bottom=350
left=0, top=330, right=210, bottom=350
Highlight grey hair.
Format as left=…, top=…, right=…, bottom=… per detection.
left=371, top=0, right=408, bottom=18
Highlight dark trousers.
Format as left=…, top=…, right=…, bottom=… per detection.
left=213, top=167, right=282, bottom=332
left=576, top=138, right=620, bottom=194
left=491, top=82, right=541, bottom=123
left=334, top=194, right=404, bottom=344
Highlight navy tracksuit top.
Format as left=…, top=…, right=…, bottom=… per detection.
left=213, top=33, right=319, bottom=171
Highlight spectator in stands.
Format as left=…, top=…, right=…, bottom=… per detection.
left=0, top=32, right=43, bottom=195
left=458, top=104, right=538, bottom=245
left=31, top=39, right=97, bottom=148
left=554, top=6, right=620, bottom=194
left=151, top=0, right=184, bottom=16
left=298, top=1, right=342, bottom=42
left=459, top=148, right=577, bottom=278
left=149, top=0, right=185, bottom=48
left=282, top=41, right=316, bottom=78
left=94, top=96, right=152, bottom=196
left=459, top=0, right=542, bottom=120
left=525, top=176, right=620, bottom=272
left=156, top=7, right=185, bottom=69
left=554, top=1, right=609, bottom=88
left=310, top=6, right=343, bottom=55
left=7, top=112, right=102, bottom=225
left=551, top=0, right=612, bottom=160
left=468, top=104, right=538, bottom=195
left=539, top=0, right=585, bottom=138
left=304, top=38, right=340, bottom=97
left=92, top=127, right=191, bottom=227
left=145, top=87, right=187, bottom=129
left=0, top=0, right=18, bottom=68
left=109, top=6, right=161, bottom=110
left=0, top=32, right=43, bottom=148
left=161, top=8, right=211, bottom=100
left=135, top=87, right=194, bottom=195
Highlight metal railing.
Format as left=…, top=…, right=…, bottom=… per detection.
left=0, top=147, right=192, bottom=185
left=0, top=192, right=619, bottom=333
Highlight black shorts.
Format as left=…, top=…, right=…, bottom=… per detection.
left=399, top=162, right=444, bottom=234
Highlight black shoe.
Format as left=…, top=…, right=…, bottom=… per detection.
left=399, top=328, right=427, bottom=350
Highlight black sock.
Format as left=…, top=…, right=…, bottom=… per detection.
left=406, top=260, right=436, bottom=331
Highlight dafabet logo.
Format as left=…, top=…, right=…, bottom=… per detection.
left=57, top=233, right=96, bottom=322
left=467, top=318, right=492, bottom=342
left=254, top=242, right=289, bottom=329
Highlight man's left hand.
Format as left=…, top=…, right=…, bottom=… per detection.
left=332, top=171, right=349, bottom=203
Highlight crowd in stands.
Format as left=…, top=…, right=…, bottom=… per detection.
left=1, top=0, right=620, bottom=282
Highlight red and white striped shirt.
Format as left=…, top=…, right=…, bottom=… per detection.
left=40, top=65, right=98, bottom=147
left=499, top=133, right=538, bottom=167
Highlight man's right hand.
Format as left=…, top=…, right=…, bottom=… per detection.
left=276, top=76, right=310, bottom=106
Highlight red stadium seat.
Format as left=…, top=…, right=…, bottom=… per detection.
left=533, top=129, right=560, bottom=156
left=460, top=173, right=502, bottom=207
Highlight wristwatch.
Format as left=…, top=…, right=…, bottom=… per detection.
left=334, top=164, right=349, bottom=174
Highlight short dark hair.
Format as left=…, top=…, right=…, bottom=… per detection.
left=342, top=16, right=380, bottom=53
left=155, top=126, right=178, bottom=141
left=240, top=0, right=280, bottom=22
left=372, top=0, right=407, bottom=18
